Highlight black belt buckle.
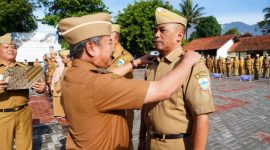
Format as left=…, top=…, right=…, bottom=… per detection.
left=0, top=104, right=27, bottom=112
left=150, top=131, right=190, bottom=140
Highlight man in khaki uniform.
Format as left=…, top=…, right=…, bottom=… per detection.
left=51, top=50, right=70, bottom=117
left=46, top=51, right=57, bottom=93
left=108, top=24, right=135, bottom=150
left=139, top=8, right=215, bottom=150
left=239, top=57, right=245, bottom=75
left=233, top=57, right=239, bottom=76
left=254, top=54, right=261, bottom=79
left=225, top=56, right=232, bottom=77
left=263, top=54, right=270, bottom=78
left=217, top=56, right=224, bottom=74
left=245, top=55, right=253, bottom=75
left=58, top=13, right=201, bottom=149
left=0, top=33, right=46, bottom=150
left=206, top=55, right=213, bottom=73
left=34, top=58, right=41, bottom=67
left=213, top=56, right=218, bottom=73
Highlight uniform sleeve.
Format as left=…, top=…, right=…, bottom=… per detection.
left=92, top=73, right=150, bottom=112
left=185, top=62, right=215, bottom=115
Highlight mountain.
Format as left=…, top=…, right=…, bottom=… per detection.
left=186, top=22, right=263, bottom=38
left=221, top=22, right=262, bottom=35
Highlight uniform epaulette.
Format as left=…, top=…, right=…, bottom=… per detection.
left=90, top=68, right=109, bottom=74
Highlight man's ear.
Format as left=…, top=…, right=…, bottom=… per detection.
left=85, top=41, right=96, bottom=57
left=176, top=24, right=185, bottom=42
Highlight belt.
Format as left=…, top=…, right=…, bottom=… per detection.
left=150, top=131, right=190, bottom=141
left=0, top=104, right=28, bottom=112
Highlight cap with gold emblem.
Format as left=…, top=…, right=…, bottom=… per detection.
left=0, top=33, right=15, bottom=44
left=59, top=50, right=70, bottom=57
left=59, top=13, right=111, bottom=45
left=155, top=7, right=187, bottom=27
left=111, top=24, right=121, bottom=33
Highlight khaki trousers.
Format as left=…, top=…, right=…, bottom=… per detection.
left=0, top=106, right=32, bottom=150
left=53, top=96, right=65, bottom=117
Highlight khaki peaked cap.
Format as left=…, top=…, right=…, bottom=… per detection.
left=59, top=13, right=112, bottom=45
left=155, top=7, right=187, bottom=27
left=0, top=33, right=14, bottom=44
left=111, top=24, right=121, bottom=33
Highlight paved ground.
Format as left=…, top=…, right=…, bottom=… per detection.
left=29, top=70, right=270, bottom=150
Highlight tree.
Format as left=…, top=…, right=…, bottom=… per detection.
left=179, top=0, right=205, bottom=39
left=190, top=16, right=221, bottom=40
left=0, top=0, right=37, bottom=35
left=39, top=0, right=109, bottom=48
left=39, top=0, right=109, bottom=26
left=116, top=0, right=173, bottom=57
left=224, top=28, right=239, bottom=35
left=258, top=6, right=270, bottom=35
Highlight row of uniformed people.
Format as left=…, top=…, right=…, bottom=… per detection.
left=204, top=54, right=270, bottom=79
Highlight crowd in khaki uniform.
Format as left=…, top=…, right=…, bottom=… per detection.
left=0, top=33, right=46, bottom=150
left=205, top=54, right=270, bottom=79
left=0, top=7, right=219, bottom=150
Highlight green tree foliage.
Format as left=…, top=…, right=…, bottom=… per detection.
left=39, top=0, right=109, bottom=49
left=0, top=0, right=37, bottom=35
left=258, top=6, right=270, bottom=35
left=179, top=0, right=204, bottom=39
left=116, top=0, right=173, bottom=57
left=223, top=28, right=239, bottom=35
left=39, top=0, right=109, bottom=26
left=190, top=16, right=221, bottom=40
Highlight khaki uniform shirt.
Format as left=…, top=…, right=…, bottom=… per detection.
left=61, top=59, right=149, bottom=149
left=141, top=46, right=215, bottom=138
left=0, top=62, right=29, bottom=109
left=109, top=44, right=133, bottom=69
left=53, top=62, right=72, bottom=97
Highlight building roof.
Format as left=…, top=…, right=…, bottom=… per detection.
left=229, top=35, right=270, bottom=52
left=184, top=34, right=235, bottom=51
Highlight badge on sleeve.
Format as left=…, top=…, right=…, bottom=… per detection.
left=198, top=77, right=210, bottom=90
left=116, top=59, right=125, bottom=66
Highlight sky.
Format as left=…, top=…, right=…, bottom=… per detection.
left=36, top=0, right=270, bottom=31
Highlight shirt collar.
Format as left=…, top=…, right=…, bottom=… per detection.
left=72, top=59, right=97, bottom=70
left=0, top=61, right=20, bottom=67
left=158, top=46, right=183, bottom=63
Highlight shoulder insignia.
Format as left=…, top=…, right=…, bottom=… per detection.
left=111, top=73, right=121, bottom=79
left=194, top=71, right=208, bottom=79
left=116, top=58, right=125, bottom=66
left=198, top=77, right=210, bottom=91
left=90, top=68, right=109, bottom=74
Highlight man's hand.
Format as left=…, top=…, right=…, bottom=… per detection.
left=0, top=80, right=8, bottom=91
left=135, top=55, right=156, bottom=66
left=182, top=51, right=201, bottom=66
left=32, top=78, right=46, bottom=94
